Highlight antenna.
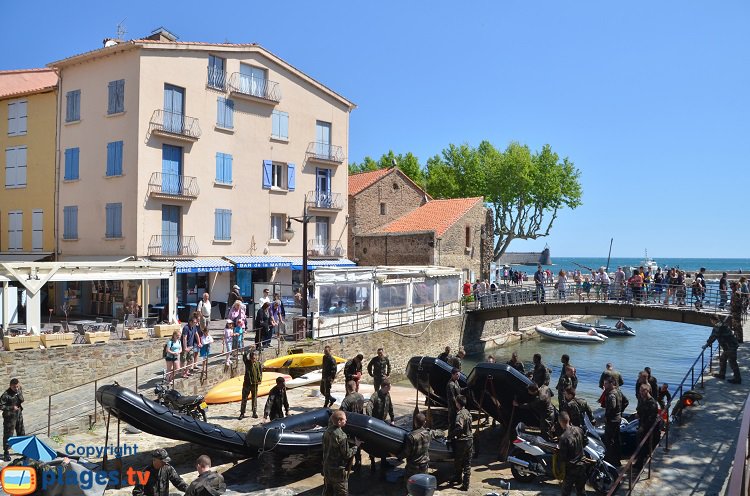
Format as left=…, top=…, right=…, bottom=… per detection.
left=116, top=18, right=127, bottom=39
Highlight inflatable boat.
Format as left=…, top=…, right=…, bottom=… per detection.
left=535, top=325, right=607, bottom=343
left=405, top=356, right=468, bottom=407
left=465, top=363, right=544, bottom=426
left=560, top=320, right=636, bottom=337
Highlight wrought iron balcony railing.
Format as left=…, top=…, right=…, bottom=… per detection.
left=307, top=239, right=345, bottom=258
left=207, top=67, right=227, bottom=90
left=148, top=172, right=200, bottom=200
left=149, top=109, right=202, bottom=141
left=306, top=141, right=344, bottom=164
left=306, top=190, right=343, bottom=210
left=227, top=73, right=281, bottom=103
left=148, top=235, right=198, bottom=258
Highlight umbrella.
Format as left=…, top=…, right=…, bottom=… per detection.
left=7, top=435, right=57, bottom=462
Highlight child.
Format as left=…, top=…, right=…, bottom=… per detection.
left=223, top=320, right=237, bottom=366
left=582, top=277, right=592, bottom=301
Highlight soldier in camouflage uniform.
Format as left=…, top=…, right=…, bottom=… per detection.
left=557, top=411, right=587, bottom=496
left=339, top=380, right=365, bottom=470
left=556, top=365, right=577, bottom=407
left=344, top=354, right=364, bottom=392
left=238, top=350, right=263, bottom=419
left=603, top=378, right=623, bottom=467
left=446, top=368, right=462, bottom=434
left=323, top=410, right=361, bottom=496
left=368, top=379, right=395, bottom=472
left=1, top=378, right=24, bottom=461
left=450, top=395, right=473, bottom=491
left=399, top=413, right=432, bottom=489
left=366, top=348, right=391, bottom=392
left=132, top=449, right=188, bottom=496
left=705, top=315, right=741, bottom=383
left=561, top=387, right=594, bottom=428
left=730, top=282, right=744, bottom=343
left=184, top=455, right=226, bottom=496
left=321, top=345, right=338, bottom=407
left=513, top=383, right=555, bottom=440
left=531, top=353, right=550, bottom=387
left=636, top=383, right=659, bottom=467
left=263, top=377, right=289, bottom=421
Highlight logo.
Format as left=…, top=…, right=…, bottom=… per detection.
left=1, top=466, right=37, bottom=496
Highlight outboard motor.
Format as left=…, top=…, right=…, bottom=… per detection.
left=407, top=473, right=437, bottom=496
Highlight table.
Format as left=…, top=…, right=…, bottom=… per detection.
left=69, top=321, right=111, bottom=342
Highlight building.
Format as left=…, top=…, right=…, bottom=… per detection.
left=47, top=28, right=355, bottom=319
left=348, top=167, right=493, bottom=281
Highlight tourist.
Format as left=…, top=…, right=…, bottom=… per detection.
left=399, top=413, right=432, bottom=488
left=339, top=380, right=365, bottom=470
left=556, top=270, right=568, bottom=301
left=719, top=272, right=729, bottom=310
left=574, top=271, right=583, bottom=301
left=294, top=288, right=302, bottom=307
left=530, top=353, right=550, bottom=387
left=603, top=378, right=623, bottom=467
left=599, top=362, right=624, bottom=389
left=259, top=288, right=271, bottom=306
left=446, top=368, right=462, bottom=432
left=507, top=351, right=524, bottom=374
left=675, top=271, right=687, bottom=306
left=223, top=320, right=237, bottom=367
left=628, top=269, right=644, bottom=303
left=557, top=411, right=587, bottom=496
left=534, top=265, right=545, bottom=303
left=705, top=315, right=741, bottom=383
left=184, top=455, right=226, bottom=496
left=513, top=383, right=555, bottom=440
left=582, top=276, right=592, bottom=301
left=344, top=353, right=364, bottom=392
left=367, top=348, right=392, bottom=392
left=613, top=266, right=626, bottom=302
left=254, top=302, right=271, bottom=350
left=1, top=378, right=24, bottom=461
left=198, top=327, right=212, bottom=373
left=322, top=411, right=361, bottom=495
left=196, top=292, right=212, bottom=334
left=369, top=379, right=395, bottom=472
left=450, top=395, right=473, bottom=491
left=227, top=300, right=246, bottom=351
left=164, top=331, right=182, bottom=383
left=271, top=300, right=283, bottom=339
left=561, top=387, right=594, bottom=428
left=181, top=315, right=201, bottom=376
left=596, top=267, right=611, bottom=301
left=663, top=268, right=677, bottom=305
left=225, top=285, right=242, bottom=319
left=273, top=292, right=286, bottom=319
left=653, top=268, right=664, bottom=303
left=132, top=448, right=188, bottom=496
left=263, top=377, right=289, bottom=421
left=321, top=345, right=338, bottom=408
left=238, top=349, right=263, bottom=420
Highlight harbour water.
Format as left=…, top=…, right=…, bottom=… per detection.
left=464, top=317, right=712, bottom=408
left=507, top=256, right=750, bottom=274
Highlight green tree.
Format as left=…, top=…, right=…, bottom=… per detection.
left=349, top=151, right=425, bottom=186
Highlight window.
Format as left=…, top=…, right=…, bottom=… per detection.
left=380, top=284, right=408, bottom=309
left=319, top=283, right=371, bottom=315
left=412, top=279, right=436, bottom=306
left=216, top=97, right=234, bottom=129
left=271, top=110, right=288, bottom=140
left=214, top=209, right=232, bottom=240
left=5, top=146, right=27, bottom=188
left=465, top=226, right=471, bottom=248
left=207, top=55, right=226, bottom=89
left=380, top=203, right=386, bottom=215
left=107, top=79, right=125, bottom=114
left=8, top=211, right=22, bottom=251
left=106, top=141, right=123, bottom=176
left=63, top=206, right=78, bottom=239
left=64, top=147, right=79, bottom=180
left=66, top=90, right=80, bottom=122
left=8, top=100, right=27, bottom=136
left=270, top=214, right=285, bottom=241
left=262, top=160, right=295, bottom=190
left=105, top=203, right=122, bottom=238
left=32, top=210, right=43, bottom=251
left=438, top=277, right=461, bottom=303
left=215, top=152, right=233, bottom=184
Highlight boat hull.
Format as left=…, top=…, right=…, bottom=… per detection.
left=561, top=320, right=636, bottom=337
left=405, top=356, right=468, bottom=407
left=535, top=326, right=606, bottom=343
left=263, top=353, right=345, bottom=369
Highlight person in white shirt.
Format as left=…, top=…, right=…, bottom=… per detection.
left=196, top=293, right=212, bottom=333
left=596, top=267, right=610, bottom=301
left=259, top=288, right=271, bottom=306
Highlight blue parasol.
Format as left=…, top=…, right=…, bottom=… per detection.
left=7, top=435, right=57, bottom=462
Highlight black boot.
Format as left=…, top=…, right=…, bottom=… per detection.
left=460, top=478, right=470, bottom=491
left=728, top=377, right=742, bottom=384
left=3, top=452, right=9, bottom=462
left=713, top=374, right=725, bottom=379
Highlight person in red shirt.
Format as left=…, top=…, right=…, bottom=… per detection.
left=628, top=270, right=644, bottom=303
left=463, top=280, right=472, bottom=297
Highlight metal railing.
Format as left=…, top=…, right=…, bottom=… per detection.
left=227, top=73, right=281, bottom=102
left=306, top=141, right=344, bottom=163
left=307, top=239, right=346, bottom=258
left=149, top=109, right=202, bottom=140
left=306, top=190, right=343, bottom=210
left=147, top=172, right=200, bottom=199
left=207, top=67, right=226, bottom=90
left=727, top=391, right=750, bottom=495
left=148, top=235, right=198, bottom=257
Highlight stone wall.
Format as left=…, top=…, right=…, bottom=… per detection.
left=435, top=201, right=492, bottom=281
left=355, top=232, right=434, bottom=266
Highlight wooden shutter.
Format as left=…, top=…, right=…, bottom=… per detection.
left=262, top=160, right=273, bottom=189
left=287, top=163, right=296, bottom=191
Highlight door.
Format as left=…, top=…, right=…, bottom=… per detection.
left=163, top=84, right=185, bottom=134
left=161, top=205, right=181, bottom=256
left=316, top=168, right=331, bottom=207
left=315, top=217, right=330, bottom=255
left=240, top=64, right=266, bottom=97
left=161, top=145, right=183, bottom=195
left=316, top=121, right=331, bottom=159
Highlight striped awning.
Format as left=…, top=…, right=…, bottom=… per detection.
left=175, top=258, right=234, bottom=274
left=225, top=256, right=293, bottom=269
left=290, top=258, right=356, bottom=270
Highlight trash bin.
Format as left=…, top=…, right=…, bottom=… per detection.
left=407, top=473, right=437, bottom=496
left=293, top=317, right=306, bottom=340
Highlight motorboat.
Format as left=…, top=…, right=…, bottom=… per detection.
left=535, top=325, right=607, bottom=343
left=405, top=356, right=468, bottom=407
left=561, top=320, right=636, bottom=337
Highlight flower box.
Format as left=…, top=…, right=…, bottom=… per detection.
left=3, top=335, right=41, bottom=351
left=40, top=333, right=75, bottom=348
left=85, top=331, right=111, bottom=344
left=125, top=328, right=148, bottom=340
left=153, top=324, right=181, bottom=338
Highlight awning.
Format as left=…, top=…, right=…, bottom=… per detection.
left=175, top=258, right=234, bottom=274
left=0, top=253, right=53, bottom=262
left=225, top=256, right=293, bottom=269
left=290, top=258, right=356, bottom=270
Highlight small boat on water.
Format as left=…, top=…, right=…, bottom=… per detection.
left=535, top=325, right=607, bottom=343
left=561, top=320, right=636, bottom=337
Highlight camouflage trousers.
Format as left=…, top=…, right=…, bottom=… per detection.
left=3, top=413, right=24, bottom=452
left=323, top=467, right=348, bottom=496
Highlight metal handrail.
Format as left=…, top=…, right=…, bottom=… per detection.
left=148, top=235, right=199, bottom=257
left=306, top=190, right=343, bottom=210
left=306, top=141, right=344, bottom=163
left=149, top=109, right=202, bottom=140
left=148, top=172, right=200, bottom=198
left=227, top=73, right=281, bottom=102
left=727, top=391, right=750, bottom=495
left=307, top=239, right=346, bottom=258
left=206, top=67, right=226, bottom=91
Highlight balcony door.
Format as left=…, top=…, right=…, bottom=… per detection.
left=240, top=64, right=266, bottom=97
left=316, top=121, right=331, bottom=158
left=316, top=168, right=331, bottom=207
left=162, top=205, right=181, bottom=256
left=163, top=84, right=185, bottom=134
left=315, top=216, right=330, bottom=254
left=162, top=144, right=183, bottom=195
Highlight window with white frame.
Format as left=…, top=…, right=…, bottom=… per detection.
left=272, top=163, right=287, bottom=189
left=270, top=214, right=285, bottom=241
left=5, top=146, right=27, bottom=188
left=7, top=211, right=22, bottom=251
left=32, top=210, right=43, bottom=251
left=271, top=110, right=288, bottom=140
left=8, top=99, right=27, bottom=136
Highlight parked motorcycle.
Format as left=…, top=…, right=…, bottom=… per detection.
left=507, top=417, right=619, bottom=495
left=154, top=383, right=208, bottom=422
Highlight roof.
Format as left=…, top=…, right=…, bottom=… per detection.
left=375, top=197, right=484, bottom=237
left=348, top=168, right=393, bottom=196
left=0, top=69, right=58, bottom=99
left=48, top=40, right=355, bottom=110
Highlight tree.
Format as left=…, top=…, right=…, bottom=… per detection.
left=349, top=151, right=425, bottom=186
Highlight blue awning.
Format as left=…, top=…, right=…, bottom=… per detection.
left=225, top=256, right=293, bottom=269
left=175, top=258, right=234, bottom=274
left=290, top=258, right=356, bottom=270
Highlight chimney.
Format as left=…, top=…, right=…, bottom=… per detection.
left=145, top=27, right=178, bottom=42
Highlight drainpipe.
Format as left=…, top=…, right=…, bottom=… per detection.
left=53, top=70, right=62, bottom=261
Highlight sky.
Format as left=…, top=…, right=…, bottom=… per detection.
left=2, top=1, right=749, bottom=258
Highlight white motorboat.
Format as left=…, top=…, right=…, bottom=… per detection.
left=535, top=325, right=607, bottom=343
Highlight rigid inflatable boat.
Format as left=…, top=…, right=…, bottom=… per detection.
left=466, top=363, right=546, bottom=426
left=560, top=320, right=636, bottom=337
left=535, top=325, right=607, bottom=343
left=405, top=356, right=468, bottom=407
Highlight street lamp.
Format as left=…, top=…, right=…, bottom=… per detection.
left=283, top=194, right=313, bottom=325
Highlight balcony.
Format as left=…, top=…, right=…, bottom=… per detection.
left=148, top=172, right=200, bottom=201
left=306, top=142, right=344, bottom=165
left=227, top=73, right=281, bottom=105
left=306, top=190, right=343, bottom=211
left=148, top=235, right=198, bottom=258
left=149, top=110, right=202, bottom=142
left=307, top=239, right=345, bottom=259
left=207, top=67, right=227, bottom=91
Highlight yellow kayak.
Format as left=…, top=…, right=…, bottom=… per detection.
left=263, top=353, right=345, bottom=369
left=205, top=371, right=291, bottom=404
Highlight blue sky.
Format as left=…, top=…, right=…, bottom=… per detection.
left=3, top=1, right=748, bottom=258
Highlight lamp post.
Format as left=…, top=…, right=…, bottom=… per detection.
left=283, top=194, right=313, bottom=325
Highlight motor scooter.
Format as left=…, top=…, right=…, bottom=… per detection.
left=154, top=383, right=208, bottom=422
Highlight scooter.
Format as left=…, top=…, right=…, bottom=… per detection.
left=154, top=383, right=208, bottom=422
left=507, top=417, right=619, bottom=495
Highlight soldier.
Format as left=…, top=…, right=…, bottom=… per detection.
left=530, top=353, right=550, bottom=387
left=557, top=411, right=587, bottom=496
left=506, top=351, right=525, bottom=374
left=339, top=380, right=365, bottom=471
left=561, top=387, right=594, bottom=428
left=437, top=346, right=452, bottom=364
left=730, top=282, right=744, bottom=343
left=366, top=348, right=391, bottom=392
left=263, top=377, right=289, bottom=421
left=446, top=368, right=462, bottom=433
left=132, top=449, right=188, bottom=496
left=399, top=413, right=432, bottom=489
left=635, top=383, right=659, bottom=467
left=513, top=383, right=555, bottom=440
left=598, top=362, right=624, bottom=389
left=556, top=364, right=577, bottom=407
left=321, top=345, right=338, bottom=408
left=450, top=395, right=473, bottom=491
left=368, top=378, right=395, bottom=473
left=603, top=378, right=623, bottom=467
left=705, top=315, right=741, bottom=384
left=451, top=349, right=466, bottom=371
left=184, top=455, right=226, bottom=496
left=344, top=353, right=364, bottom=392
left=1, top=378, right=24, bottom=461
left=322, top=410, right=362, bottom=496
left=238, top=349, right=262, bottom=420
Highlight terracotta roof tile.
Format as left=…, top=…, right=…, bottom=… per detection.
left=0, top=69, right=57, bottom=99
left=348, top=168, right=393, bottom=196
left=376, top=197, right=483, bottom=237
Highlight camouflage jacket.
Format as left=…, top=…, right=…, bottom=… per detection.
left=452, top=408, right=472, bottom=441
left=400, top=427, right=432, bottom=468
left=323, top=425, right=356, bottom=470
left=184, top=471, right=226, bottom=496
left=339, top=392, right=365, bottom=414
left=369, top=390, right=394, bottom=422
left=0, top=388, right=23, bottom=416
left=132, top=463, right=188, bottom=496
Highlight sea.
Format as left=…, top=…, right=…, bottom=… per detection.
left=508, top=257, right=750, bottom=274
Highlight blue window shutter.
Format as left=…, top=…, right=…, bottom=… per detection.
left=106, top=204, right=112, bottom=237
left=106, top=142, right=114, bottom=176
left=215, top=153, right=222, bottom=182
left=226, top=99, right=234, bottom=129
left=262, top=160, right=272, bottom=189
left=115, top=203, right=122, bottom=237
left=64, top=149, right=71, bottom=179
left=71, top=206, right=78, bottom=238
left=117, top=80, right=124, bottom=112
left=63, top=207, right=70, bottom=238
left=214, top=210, right=221, bottom=239
left=287, top=163, right=296, bottom=191
left=116, top=141, right=123, bottom=175
left=281, top=112, right=288, bottom=139
left=72, top=148, right=79, bottom=179
left=108, top=81, right=116, bottom=114
left=225, top=154, right=233, bottom=184
left=217, top=97, right=225, bottom=127
left=224, top=210, right=232, bottom=239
